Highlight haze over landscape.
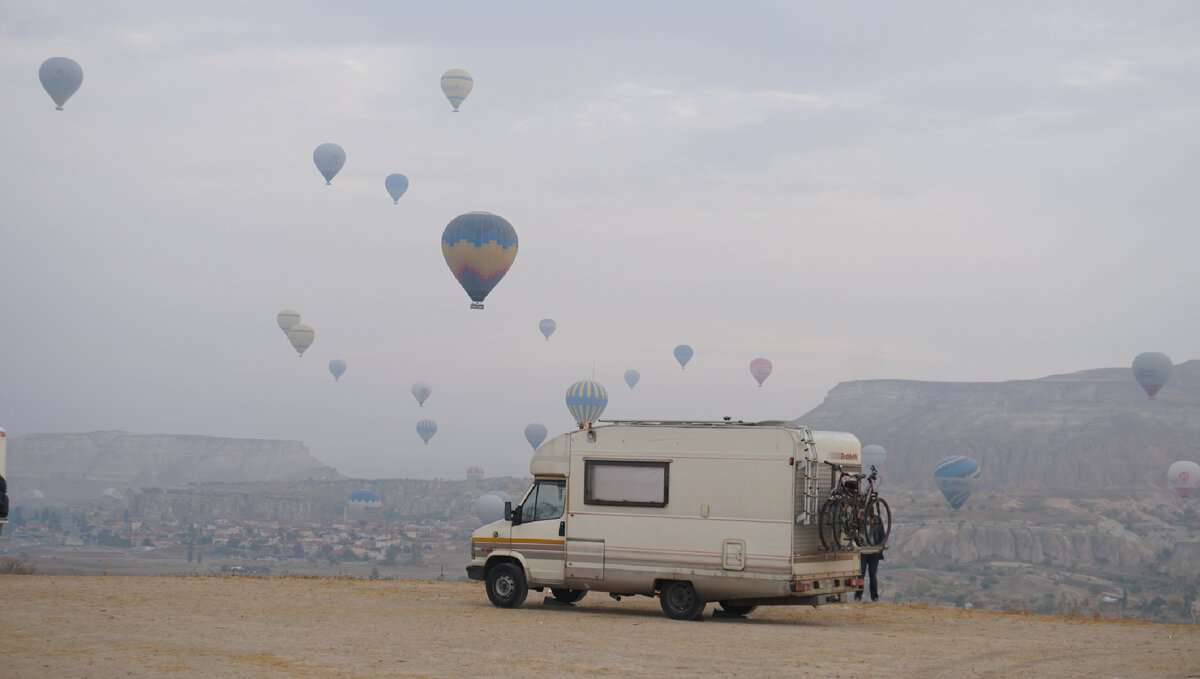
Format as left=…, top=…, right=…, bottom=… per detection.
left=4, top=2, right=1200, bottom=479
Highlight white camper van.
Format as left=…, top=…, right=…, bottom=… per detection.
left=467, top=420, right=869, bottom=620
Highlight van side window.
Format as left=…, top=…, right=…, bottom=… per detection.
left=520, top=479, right=565, bottom=523
left=583, top=460, right=669, bottom=507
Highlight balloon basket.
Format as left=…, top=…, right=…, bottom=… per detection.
left=56, top=106, right=63, bottom=111
left=470, top=302, right=484, bottom=310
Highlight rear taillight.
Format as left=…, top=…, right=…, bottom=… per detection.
left=791, top=582, right=812, bottom=592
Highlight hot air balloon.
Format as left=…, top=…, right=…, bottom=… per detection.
left=525, top=423, right=548, bottom=450
left=412, top=381, right=432, bottom=407
left=862, top=444, right=887, bottom=468
left=39, top=57, right=83, bottom=110
left=440, top=68, right=473, bottom=111
left=750, top=358, right=773, bottom=387
left=566, top=380, right=608, bottom=429
left=416, top=419, right=438, bottom=444
left=474, top=493, right=506, bottom=524
left=674, top=345, right=693, bottom=369
left=385, top=173, right=409, bottom=203
left=276, top=309, right=301, bottom=335
left=287, top=324, right=314, bottom=357
left=624, top=369, right=640, bottom=390
left=539, top=319, right=556, bottom=341
left=346, top=489, right=382, bottom=521
left=466, top=465, right=485, bottom=480
left=933, top=456, right=981, bottom=511
left=441, top=211, right=518, bottom=309
left=1132, top=352, right=1172, bottom=399
left=1167, top=461, right=1200, bottom=499
left=328, top=359, right=346, bottom=381
left=313, top=143, right=345, bottom=185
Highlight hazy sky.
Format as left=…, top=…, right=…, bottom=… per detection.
left=3, top=2, right=1200, bottom=479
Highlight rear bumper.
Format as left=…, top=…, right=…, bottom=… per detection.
left=466, top=565, right=485, bottom=581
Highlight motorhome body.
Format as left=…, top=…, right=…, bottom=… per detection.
left=467, top=420, right=867, bottom=620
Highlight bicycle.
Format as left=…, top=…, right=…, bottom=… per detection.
left=818, top=463, right=891, bottom=552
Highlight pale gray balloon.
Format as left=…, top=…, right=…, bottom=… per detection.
left=313, top=143, right=346, bottom=185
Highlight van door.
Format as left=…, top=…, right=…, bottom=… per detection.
left=511, top=478, right=567, bottom=585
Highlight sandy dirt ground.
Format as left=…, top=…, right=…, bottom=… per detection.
left=2, top=575, right=1198, bottom=679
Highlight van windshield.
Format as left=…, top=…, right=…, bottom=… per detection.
left=519, top=479, right=565, bottom=523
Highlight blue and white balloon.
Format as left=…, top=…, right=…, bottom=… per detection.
left=565, top=380, right=608, bottom=429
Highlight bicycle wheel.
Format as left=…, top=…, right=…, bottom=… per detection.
left=864, top=498, right=891, bottom=547
left=817, top=499, right=837, bottom=551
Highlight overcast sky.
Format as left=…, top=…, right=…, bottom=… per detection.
left=3, top=2, right=1199, bottom=479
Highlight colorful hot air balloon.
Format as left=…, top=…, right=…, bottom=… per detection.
left=674, top=345, right=693, bottom=369
left=346, top=489, right=382, bottom=521
left=385, top=173, right=409, bottom=203
left=1132, top=352, right=1172, bottom=400
left=39, top=57, right=83, bottom=110
left=412, top=381, right=432, bottom=407
left=539, top=319, right=556, bottom=341
left=566, top=380, right=608, bottom=429
left=287, top=324, right=314, bottom=357
left=862, top=444, right=887, bottom=468
left=416, top=419, right=438, bottom=444
left=933, top=456, right=981, bottom=511
left=440, top=68, right=473, bottom=111
left=749, top=358, right=773, bottom=387
left=276, top=309, right=301, bottom=335
left=474, top=493, right=506, bottom=524
left=328, top=359, right=346, bottom=381
left=313, top=143, right=345, bottom=185
left=624, top=369, right=640, bottom=390
left=441, top=211, right=518, bottom=309
left=524, top=423, right=548, bottom=450
left=1167, top=461, right=1200, bottom=499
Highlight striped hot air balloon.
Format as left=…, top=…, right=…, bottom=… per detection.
left=440, top=68, right=473, bottom=111
left=287, top=324, right=314, bottom=357
left=565, top=380, right=608, bottom=429
left=416, top=419, right=438, bottom=444
left=441, top=212, right=518, bottom=309
left=933, top=456, right=981, bottom=511
left=412, top=381, right=432, bottom=407
left=276, top=309, right=301, bottom=335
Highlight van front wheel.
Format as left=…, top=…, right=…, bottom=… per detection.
left=660, top=581, right=705, bottom=620
left=486, top=563, right=529, bottom=608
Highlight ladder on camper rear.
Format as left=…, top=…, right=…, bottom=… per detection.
left=796, top=428, right=819, bottom=525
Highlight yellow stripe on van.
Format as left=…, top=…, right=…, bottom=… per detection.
left=472, top=537, right=565, bottom=546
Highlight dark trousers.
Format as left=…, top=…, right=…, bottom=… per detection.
left=855, top=553, right=881, bottom=601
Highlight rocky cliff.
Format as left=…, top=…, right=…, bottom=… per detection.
left=7, top=431, right=339, bottom=502
left=798, top=360, right=1200, bottom=492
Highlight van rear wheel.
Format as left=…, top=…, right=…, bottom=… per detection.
left=660, top=581, right=705, bottom=620
left=486, top=563, right=528, bottom=608
left=551, top=588, right=587, bottom=604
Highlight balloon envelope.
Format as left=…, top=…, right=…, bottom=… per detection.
left=313, top=143, right=346, bottom=185
left=1167, top=460, right=1200, bottom=498
left=385, top=173, right=409, bottom=203
left=416, top=419, right=438, bottom=444
left=328, top=359, right=346, bottom=381
left=1132, top=352, right=1172, bottom=399
left=539, top=318, right=556, bottom=340
left=674, top=345, right=693, bottom=369
left=39, top=57, right=83, bottom=110
left=346, top=489, right=382, bottom=520
left=287, top=324, right=314, bottom=357
left=524, top=423, right=548, bottom=450
left=276, top=309, right=300, bottom=335
left=441, top=211, right=518, bottom=308
left=474, top=493, right=505, bottom=524
left=862, top=444, right=887, bottom=468
left=440, top=68, right=473, bottom=111
left=624, top=369, right=640, bottom=390
left=933, top=456, right=981, bottom=510
left=749, top=357, right=773, bottom=386
left=566, top=380, right=608, bottom=429
left=412, top=381, right=432, bottom=407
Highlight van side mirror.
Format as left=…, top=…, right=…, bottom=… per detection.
left=504, top=501, right=512, bottom=521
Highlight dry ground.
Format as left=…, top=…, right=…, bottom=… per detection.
left=1, top=575, right=1197, bottom=679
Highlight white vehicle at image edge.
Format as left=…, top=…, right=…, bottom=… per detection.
left=466, top=420, right=870, bottom=620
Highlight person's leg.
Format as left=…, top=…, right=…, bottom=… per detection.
left=855, top=555, right=866, bottom=600
left=867, top=556, right=880, bottom=601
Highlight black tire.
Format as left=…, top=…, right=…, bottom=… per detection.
left=717, top=601, right=758, bottom=617
left=659, top=581, right=705, bottom=620
left=819, top=499, right=852, bottom=551
left=864, top=498, right=891, bottom=547
left=486, top=563, right=528, bottom=608
left=550, top=588, right=587, bottom=604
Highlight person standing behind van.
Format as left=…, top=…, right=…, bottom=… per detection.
left=854, top=524, right=886, bottom=602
